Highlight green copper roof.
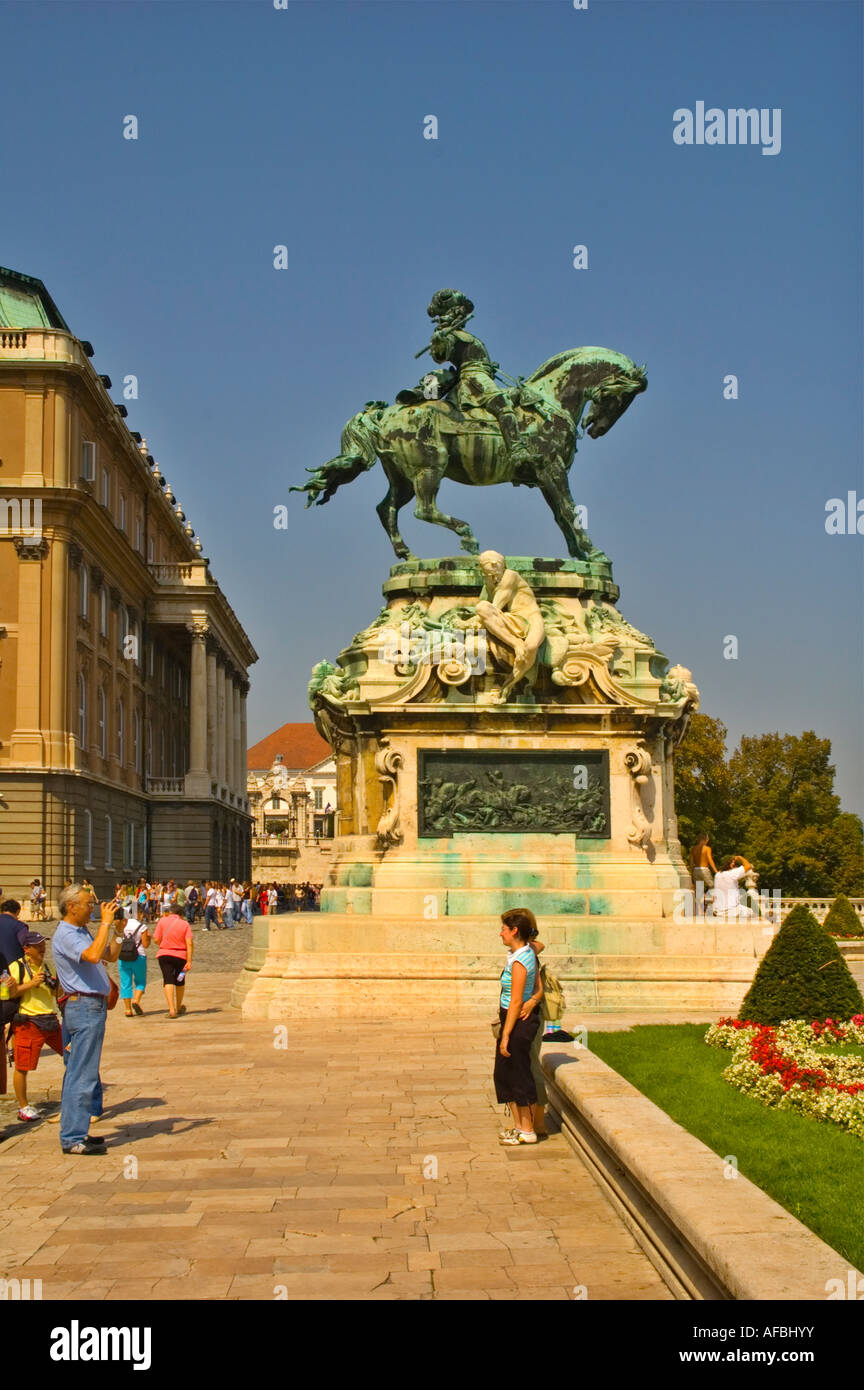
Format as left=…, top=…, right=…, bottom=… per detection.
left=0, top=266, right=70, bottom=331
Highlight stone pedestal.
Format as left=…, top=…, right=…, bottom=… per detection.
left=239, top=557, right=766, bottom=1018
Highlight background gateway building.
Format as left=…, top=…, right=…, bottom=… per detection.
left=0, top=266, right=257, bottom=909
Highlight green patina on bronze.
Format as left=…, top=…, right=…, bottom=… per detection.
left=291, top=288, right=646, bottom=562
left=417, top=749, right=610, bottom=838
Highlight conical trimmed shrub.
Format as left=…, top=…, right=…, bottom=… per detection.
left=823, top=894, right=863, bottom=939
left=739, top=905, right=864, bottom=1024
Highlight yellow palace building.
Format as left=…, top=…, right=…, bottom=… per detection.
left=0, top=266, right=257, bottom=909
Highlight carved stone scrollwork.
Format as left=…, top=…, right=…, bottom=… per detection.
left=186, top=619, right=209, bottom=640
left=624, top=742, right=655, bottom=853
left=68, top=543, right=83, bottom=568
left=374, top=742, right=403, bottom=849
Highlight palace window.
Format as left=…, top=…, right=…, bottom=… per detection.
left=105, top=814, right=113, bottom=869
left=133, top=709, right=141, bottom=773
left=145, top=719, right=153, bottom=777
left=101, top=467, right=110, bottom=507
left=97, top=687, right=106, bottom=758
left=80, top=440, right=96, bottom=482
left=128, top=615, right=139, bottom=666
left=135, top=514, right=144, bottom=553
left=79, top=565, right=89, bottom=619
left=100, top=585, right=108, bottom=638
left=314, top=787, right=323, bottom=810
left=77, top=673, right=87, bottom=748
left=82, top=808, right=93, bottom=866
left=119, top=493, right=127, bottom=533
left=116, top=700, right=124, bottom=763
left=160, top=727, right=166, bottom=775
left=147, top=536, right=154, bottom=564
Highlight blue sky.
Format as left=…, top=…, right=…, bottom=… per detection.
left=3, top=0, right=862, bottom=812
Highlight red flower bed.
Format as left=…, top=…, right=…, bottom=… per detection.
left=746, top=1024, right=864, bottom=1097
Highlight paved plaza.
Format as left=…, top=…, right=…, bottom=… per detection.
left=0, top=939, right=676, bottom=1302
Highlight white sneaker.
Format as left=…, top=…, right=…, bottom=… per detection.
left=18, top=1105, right=40, bottom=1122
left=498, top=1126, right=520, bottom=1141
left=500, top=1130, right=538, bottom=1145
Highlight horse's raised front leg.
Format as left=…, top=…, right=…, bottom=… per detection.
left=376, top=470, right=417, bottom=560
left=413, top=468, right=479, bottom=555
left=534, top=460, right=607, bottom=562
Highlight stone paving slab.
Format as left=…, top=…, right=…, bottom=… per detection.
left=0, top=971, right=679, bottom=1301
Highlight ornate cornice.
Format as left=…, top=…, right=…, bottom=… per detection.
left=187, top=619, right=210, bottom=640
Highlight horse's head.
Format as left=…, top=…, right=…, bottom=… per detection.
left=582, top=364, right=647, bottom=438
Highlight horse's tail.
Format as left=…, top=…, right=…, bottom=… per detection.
left=340, top=409, right=379, bottom=467
left=290, top=409, right=380, bottom=508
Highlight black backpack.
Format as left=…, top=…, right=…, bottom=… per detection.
left=119, top=930, right=141, bottom=962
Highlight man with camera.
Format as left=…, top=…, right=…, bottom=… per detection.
left=51, top=885, right=123, bottom=1155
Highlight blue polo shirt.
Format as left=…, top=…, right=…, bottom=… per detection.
left=0, top=913, right=26, bottom=971
left=51, top=918, right=111, bottom=996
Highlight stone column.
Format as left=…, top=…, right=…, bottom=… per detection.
left=53, top=390, right=70, bottom=488
left=216, top=659, right=227, bottom=788
left=240, top=683, right=249, bottom=808
left=232, top=680, right=242, bottom=795
left=22, top=390, right=45, bottom=487
left=224, top=666, right=235, bottom=792
left=206, top=642, right=217, bottom=782
left=10, top=538, right=48, bottom=763
left=185, top=621, right=210, bottom=796
left=47, top=535, right=68, bottom=766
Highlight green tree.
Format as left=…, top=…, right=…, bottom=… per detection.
left=739, top=905, right=864, bottom=1024
left=726, top=732, right=864, bottom=897
left=823, top=894, right=864, bottom=939
left=673, top=713, right=732, bottom=858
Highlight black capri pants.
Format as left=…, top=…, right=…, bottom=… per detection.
left=158, top=955, right=187, bottom=986
left=494, top=1007, right=540, bottom=1107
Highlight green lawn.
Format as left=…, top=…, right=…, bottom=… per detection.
left=588, top=1024, right=864, bottom=1270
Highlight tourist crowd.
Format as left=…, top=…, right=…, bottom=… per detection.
left=105, top=878, right=323, bottom=926
left=0, top=874, right=323, bottom=1150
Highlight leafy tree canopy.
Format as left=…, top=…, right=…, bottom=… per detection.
left=675, top=717, right=864, bottom=897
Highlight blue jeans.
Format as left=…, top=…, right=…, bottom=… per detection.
left=223, top=905, right=235, bottom=930
left=242, top=900, right=253, bottom=925
left=60, top=996, right=107, bottom=1147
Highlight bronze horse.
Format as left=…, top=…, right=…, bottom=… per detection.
left=292, top=348, right=646, bottom=560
